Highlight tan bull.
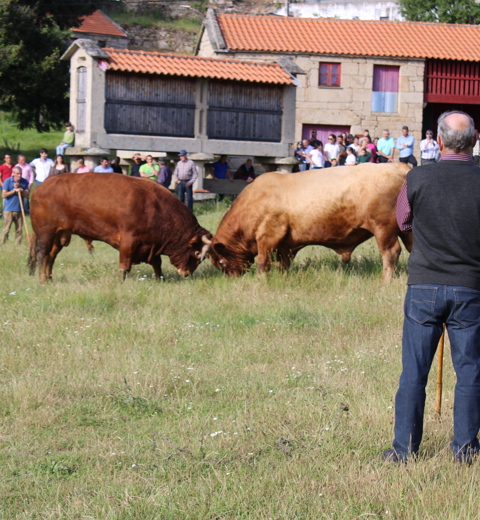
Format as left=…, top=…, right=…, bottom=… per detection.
left=203, top=163, right=412, bottom=281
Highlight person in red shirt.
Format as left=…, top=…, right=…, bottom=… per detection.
left=0, top=154, right=14, bottom=219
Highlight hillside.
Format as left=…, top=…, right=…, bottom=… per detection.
left=107, top=0, right=278, bottom=54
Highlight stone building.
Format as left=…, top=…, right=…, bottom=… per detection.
left=197, top=10, right=480, bottom=156
left=60, top=39, right=298, bottom=189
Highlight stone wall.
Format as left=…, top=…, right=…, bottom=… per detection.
left=121, top=24, right=198, bottom=53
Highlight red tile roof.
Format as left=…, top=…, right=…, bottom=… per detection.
left=102, top=48, right=296, bottom=84
left=216, top=14, right=480, bottom=62
left=73, top=10, right=127, bottom=38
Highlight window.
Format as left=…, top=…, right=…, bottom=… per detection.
left=319, top=62, right=341, bottom=87
left=372, top=65, right=399, bottom=113
left=77, top=66, right=87, bottom=133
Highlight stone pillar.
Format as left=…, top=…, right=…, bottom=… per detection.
left=258, top=156, right=298, bottom=174
left=194, top=79, right=208, bottom=143
left=65, top=147, right=111, bottom=172
left=188, top=152, right=214, bottom=191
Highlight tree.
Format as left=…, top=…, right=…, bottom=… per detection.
left=399, top=0, right=480, bottom=24
left=0, top=0, right=97, bottom=131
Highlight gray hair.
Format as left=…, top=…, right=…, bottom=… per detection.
left=12, top=166, right=22, bottom=174
left=437, top=111, right=475, bottom=153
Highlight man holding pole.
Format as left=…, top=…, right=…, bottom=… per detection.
left=2, top=166, right=29, bottom=245
left=385, top=110, right=480, bottom=464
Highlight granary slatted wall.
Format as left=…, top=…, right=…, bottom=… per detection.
left=104, top=72, right=284, bottom=142
left=424, top=60, right=480, bottom=104
left=207, top=81, right=283, bottom=142
left=104, top=72, right=196, bottom=137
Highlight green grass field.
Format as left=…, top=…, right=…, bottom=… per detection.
left=0, top=113, right=63, bottom=162
left=0, top=199, right=477, bottom=519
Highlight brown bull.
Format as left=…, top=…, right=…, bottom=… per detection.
left=28, top=173, right=212, bottom=283
left=203, top=163, right=412, bottom=281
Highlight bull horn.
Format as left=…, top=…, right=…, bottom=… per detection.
left=202, top=235, right=212, bottom=246
left=200, top=242, right=210, bottom=262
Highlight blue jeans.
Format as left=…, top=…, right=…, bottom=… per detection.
left=299, top=163, right=309, bottom=171
left=393, top=284, right=480, bottom=459
left=56, top=143, right=71, bottom=156
left=177, top=180, right=193, bottom=211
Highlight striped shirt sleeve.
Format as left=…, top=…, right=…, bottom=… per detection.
left=396, top=181, right=412, bottom=232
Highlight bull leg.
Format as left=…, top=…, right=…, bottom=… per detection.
left=85, top=239, right=95, bottom=254
left=257, top=244, right=276, bottom=273
left=118, top=240, right=136, bottom=280
left=44, top=231, right=73, bottom=281
left=150, top=256, right=163, bottom=281
left=37, top=233, right=56, bottom=285
left=341, top=252, right=352, bottom=264
left=374, top=232, right=402, bottom=283
left=45, top=240, right=64, bottom=281
left=256, top=220, right=288, bottom=273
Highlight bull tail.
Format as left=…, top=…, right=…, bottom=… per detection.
left=27, top=231, right=38, bottom=276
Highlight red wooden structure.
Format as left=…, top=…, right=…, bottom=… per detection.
left=424, top=60, right=480, bottom=104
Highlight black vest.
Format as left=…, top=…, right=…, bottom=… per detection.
left=407, top=160, right=480, bottom=290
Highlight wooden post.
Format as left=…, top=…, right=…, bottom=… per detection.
left=434, top=324, right=446, bottom=420
left=18, top=192, right=30, bottom=244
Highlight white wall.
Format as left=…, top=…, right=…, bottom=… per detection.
left=276, top=1, right=403, bottom=21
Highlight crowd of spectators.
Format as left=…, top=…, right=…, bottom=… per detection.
left=294, top=127, right=442, bottom=170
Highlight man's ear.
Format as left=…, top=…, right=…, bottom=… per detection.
left=437, top=134, right=444, bottom=153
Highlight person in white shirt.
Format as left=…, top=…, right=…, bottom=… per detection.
left=307, top=142, right=325, bottom=169
left=420, top=130, right=440, bottom=165
left=324, top=134, right=340, bottom=168
left=30, top=148, right=54, bottom=186
left=345, top=146, right=357, bottom=166
left=348, top=136, right=361, bottom=153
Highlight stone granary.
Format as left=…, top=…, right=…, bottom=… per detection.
left=71, top=10, right=128, bottom=50
left=60, top=39, right=299, bottom=193
left=198, top=10, right=480, bottom=155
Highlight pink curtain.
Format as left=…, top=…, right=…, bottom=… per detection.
left=373, top=66, right=399, bottom=93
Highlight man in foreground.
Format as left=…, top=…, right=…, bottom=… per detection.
left=386, top=111, right=480, bottom=464
left=2, top=166, right=29, bottom=245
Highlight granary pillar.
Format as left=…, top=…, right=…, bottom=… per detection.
left=188, top=152, right=214, bottom=191
left=194, top=79, right=209, bottom=142
left=257, top=156, right=298, bottom=174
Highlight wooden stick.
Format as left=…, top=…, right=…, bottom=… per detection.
left=434, top=324, right=446, bottom=420
left=17, top=191, right=30, bottom=244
